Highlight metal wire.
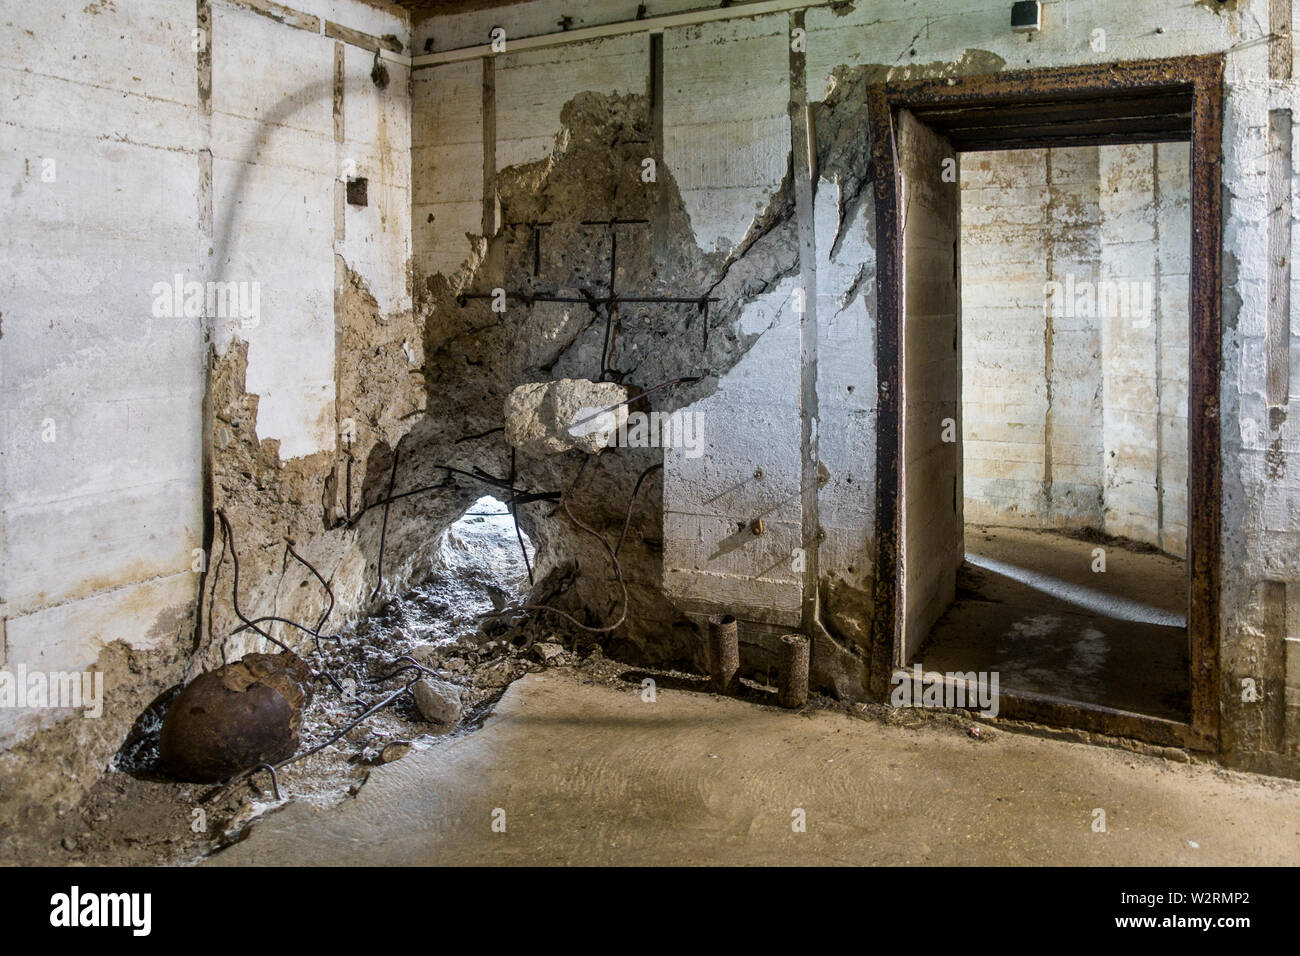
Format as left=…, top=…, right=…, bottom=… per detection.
left=208, top=655, right=437, bottom=804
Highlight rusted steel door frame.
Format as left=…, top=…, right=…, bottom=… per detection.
left=868, top=55, right=1224, bottom=750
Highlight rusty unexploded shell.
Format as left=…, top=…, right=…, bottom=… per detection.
left=159, top=652, right=314, bottom=782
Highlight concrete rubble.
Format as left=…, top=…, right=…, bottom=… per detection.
left=412, top=678, right=463, bottom=730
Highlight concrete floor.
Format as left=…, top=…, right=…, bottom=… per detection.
left=917, top=526, right=1190, bottom=721
left=210, top=670, right=1300, bottom=866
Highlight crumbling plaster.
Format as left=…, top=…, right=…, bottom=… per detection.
left=0, top=0, right=413, bottom=829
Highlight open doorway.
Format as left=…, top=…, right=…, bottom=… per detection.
left=868, top=57, right=1223, bottom=748
left=912, top=143, right=1192, bottom=722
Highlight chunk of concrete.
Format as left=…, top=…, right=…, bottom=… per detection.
left=504, top=379, right=628, bottom=456
left=531, top=642, right=567, bottom=666
left=413, top=678, right=463, bottom=731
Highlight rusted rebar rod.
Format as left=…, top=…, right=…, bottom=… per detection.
left=369, top=448, right=401, bottom=602
left=215, top=510, right=293, bottom=657
left=480, top=456, right=629, bottom=636
left=285, top=541, right=335, bottom=632
left=615, top=462, right=663, bottom=558
left=509, top=448, right=535, bottom=586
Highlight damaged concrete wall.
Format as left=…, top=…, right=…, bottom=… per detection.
left=404, top=78, right=777, bottom=672
left=661, top=15, right=800, bottom=627
left=0, top=0, right=413, bottom=832
left=202, top=0, right=418, bottom=672
left=410, top=0, right=1300, bottom=775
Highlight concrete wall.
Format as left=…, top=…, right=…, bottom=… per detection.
left=900, top=111, right=962, bottom=663
left=660, top=15, right=799, bottom=623
left=664, top=18, right=791, bottom=254
left=961, top=147, right=1101, bottom=529
left=1099, top=143, right=1191, bottom=555
left=404, top=0, right=1300, bottom=772
left=960, top=143, right=1190, bottom=555
left=0, top=0, right=410, bottom=803
left=0, top=0, right=206, bottom=753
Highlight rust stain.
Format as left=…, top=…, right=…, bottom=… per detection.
left=1266, top=435, right=1286, bottom=479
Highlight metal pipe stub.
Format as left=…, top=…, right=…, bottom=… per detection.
left=707, top=613, right=740, bottom=695
left=778, top=633, right=810, bottom=709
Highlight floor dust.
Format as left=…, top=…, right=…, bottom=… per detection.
left=210, top=668, right=1300, bottom=866
left=919, top=525, right=1191, bottom=720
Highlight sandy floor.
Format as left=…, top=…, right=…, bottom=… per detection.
left=210, top=669, right=1300, bottom=866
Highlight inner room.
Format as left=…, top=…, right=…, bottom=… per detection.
left=904, top=137, right=1192, bottom=722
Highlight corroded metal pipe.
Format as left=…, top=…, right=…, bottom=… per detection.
left=778, top=633, right=809, bottom=709
left=707, top=613, right=740, bottom=695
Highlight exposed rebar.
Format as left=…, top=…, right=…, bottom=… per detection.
left=369, top=448, right=401, bottom=603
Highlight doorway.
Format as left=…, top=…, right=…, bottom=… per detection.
left=867, top=56, right=1223, bottom=749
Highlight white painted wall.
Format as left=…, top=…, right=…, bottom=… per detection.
left=660, top=9, right=798, bottom=618
left=663, top=282, right=804, bottom=625
left=412, top=57, right=484, bottom=281
left=0, top=0, right=208, bottom=747
left=212, top=0, right=411, bottom=460
left=663, top=16, right=789, bottom=255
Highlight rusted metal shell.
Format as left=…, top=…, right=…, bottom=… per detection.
left=159, top=652, right=314, bottom=782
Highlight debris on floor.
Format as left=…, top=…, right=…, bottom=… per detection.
left=413, top=677, right=463, bottom=730
left=6, top=498, right=555, bottom=866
